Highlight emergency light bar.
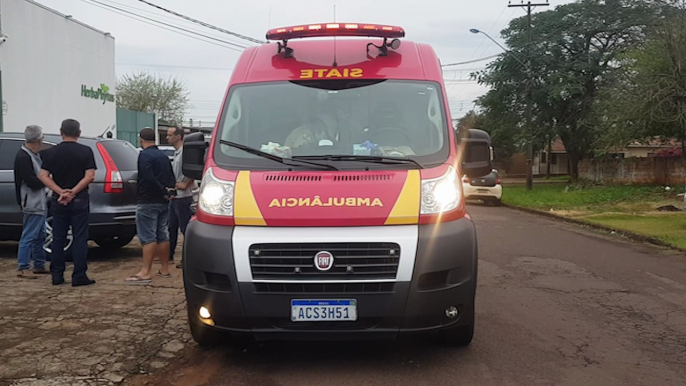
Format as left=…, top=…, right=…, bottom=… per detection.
left=266, top=23, right=405, bottom=41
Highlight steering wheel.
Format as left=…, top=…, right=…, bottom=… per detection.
left=370, top=127, right=413, bottom=147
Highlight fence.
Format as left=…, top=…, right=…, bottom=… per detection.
left=579, top=157, right=686, bottom=185
left=116, top=108, right=156, bottom=147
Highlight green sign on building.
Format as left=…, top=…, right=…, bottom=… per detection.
left=81, top=83, right=115, bottom=105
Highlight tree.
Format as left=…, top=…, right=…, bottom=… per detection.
left=476, top=0, right=653, bottom=179
left=595, top=1, right=686, bottom=156
left=116, top=72, right=189, bottom=124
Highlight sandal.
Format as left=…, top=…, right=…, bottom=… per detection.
left=156, top=270, right=171, bottom=278
left=125, top=275, right=152, bottom=284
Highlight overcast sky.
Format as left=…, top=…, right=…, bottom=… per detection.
left=37, top=0, right=574, bottom=126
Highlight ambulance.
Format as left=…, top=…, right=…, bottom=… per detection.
left=181, top=22, right=493, bottom=347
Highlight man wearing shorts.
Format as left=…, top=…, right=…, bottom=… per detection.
left=126, top=128, right=176, bottom=284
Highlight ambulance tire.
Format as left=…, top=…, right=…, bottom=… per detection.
left=188, top=309, right=225, bottom=348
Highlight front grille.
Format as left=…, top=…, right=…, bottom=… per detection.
left=254, top=282, right=395, bottom=294
left=249, top=242, right=400, bottom=280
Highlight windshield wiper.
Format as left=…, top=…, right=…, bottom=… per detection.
left=219, top=140, right=338, bottom=171
left=293, top=155, right=424, bottom=169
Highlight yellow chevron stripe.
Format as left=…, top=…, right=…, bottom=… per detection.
left=385, top=170, right=420, bottom=225
left=234, top=171, right=267, bottom=226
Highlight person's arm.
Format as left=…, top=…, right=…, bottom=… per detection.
left=39, top=169, right=67, bottom=196
left=16, top=154, right=44, bottom=189
left=69, top=169, right=95, bottom=195
left=69, top=147, right=97, bottom=195
left=176, top=177, right=194, bottom=190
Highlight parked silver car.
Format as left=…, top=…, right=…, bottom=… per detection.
left=0, top=133, right=139, bottom=257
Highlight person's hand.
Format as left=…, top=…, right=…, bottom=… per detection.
left=58, top=190, right=75, bottom=205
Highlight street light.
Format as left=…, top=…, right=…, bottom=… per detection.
left=469, top=28, right=527, bottom=67
left=470, top=27, right=534, bottom=190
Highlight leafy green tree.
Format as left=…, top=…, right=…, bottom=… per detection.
left=595, top=1, right=686, bottom=156
left=477, top=0, right=653, bottom=178
left=116, top=72, right=189, bottom=125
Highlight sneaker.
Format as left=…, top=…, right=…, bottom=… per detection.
left=72, top=278, right=96, bottom=287
left=33, top=267, right=50, bottom=275
left=17, top=270, right=38, bottom=279
left=52, top=277, right=65, bottom=285
left=175, top=260, right=183, bottom=269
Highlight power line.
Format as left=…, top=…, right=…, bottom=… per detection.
left=441, top=54, right=501, bottom=67
left=136, top=0, right=265, bottom=44
left=106, top=0, right=254, bottom=49
left=79, top=0, right=247, bottom=51
left=468, top=6, right=508, bottom=63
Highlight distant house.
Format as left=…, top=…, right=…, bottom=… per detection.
left=532, top=137, right=682, bottom=175
left=533, top=139, right=570, bottom=175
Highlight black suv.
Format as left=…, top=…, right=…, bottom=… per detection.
left=0, top=133, right=139, bottom=256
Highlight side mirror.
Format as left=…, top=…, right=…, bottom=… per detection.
left=182, top=132, right=209, bottom=181
left=459, top=129, right=493, bottom=178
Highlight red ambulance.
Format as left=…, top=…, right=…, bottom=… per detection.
left=181, top=22, right=493, bottom=347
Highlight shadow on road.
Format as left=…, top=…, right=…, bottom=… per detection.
left=0, top=241, right=142, bottom=262
left=134, top=336, right=474, bottom=386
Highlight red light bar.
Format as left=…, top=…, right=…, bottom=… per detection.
left=266, top=22, right=405, bottom=41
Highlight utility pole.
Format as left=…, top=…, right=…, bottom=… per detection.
left=509, top=1, right=549, bottom=190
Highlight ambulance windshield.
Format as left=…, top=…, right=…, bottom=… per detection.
left=214, top=80, right=450, bottom=168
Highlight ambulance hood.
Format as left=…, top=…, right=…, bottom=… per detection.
left=232, top=169, right=420, bottom=227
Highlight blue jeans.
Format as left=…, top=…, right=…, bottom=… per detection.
left=50, top=193, right=90, bottom=282
left=18, top=213, right=47, bottom=271
left=136, top=203, right=170, bottom=246
left=169, top=196, right=193, bottom=260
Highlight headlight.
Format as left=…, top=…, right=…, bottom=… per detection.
left=421, top=165, right=461, bottom=214
left=199, top=168, right=234, bottom=216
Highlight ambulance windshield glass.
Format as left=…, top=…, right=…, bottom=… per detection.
left=215, top=80, right=449, bottom=167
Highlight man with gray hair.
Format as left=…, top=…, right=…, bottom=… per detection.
left=13, top=125, right=49, bottom=279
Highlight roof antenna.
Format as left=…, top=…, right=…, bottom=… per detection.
left=332, top=4, right=338, bottom=67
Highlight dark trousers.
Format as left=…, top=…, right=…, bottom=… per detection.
left=169, top=196, right=193, bottom=260
left=50, top=193, right=90, bottom=282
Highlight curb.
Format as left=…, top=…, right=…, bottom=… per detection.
left=501, top=204, right=686, bottom=253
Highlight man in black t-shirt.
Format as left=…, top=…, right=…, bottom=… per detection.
left=39, top=119, right=97, bottom=287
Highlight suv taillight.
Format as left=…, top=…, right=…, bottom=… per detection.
left=96, top=142, right=124, bottom=193
left=496, top=178, right=502, bottom=185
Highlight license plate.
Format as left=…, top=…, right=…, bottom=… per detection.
left=291, top=300, right=358, bottom=322
left=478, top=189, right=489, bottom=193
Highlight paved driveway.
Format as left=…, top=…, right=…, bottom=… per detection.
left=1, top=205, right=686, bottom=386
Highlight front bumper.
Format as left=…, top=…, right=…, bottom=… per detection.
left=183, top=219, right=478, bottom=340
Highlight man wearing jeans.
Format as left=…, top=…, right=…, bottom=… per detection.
left=13, top=125, right=49, bottom=279
left=165, top=126, right=195, bottom=269
left=126, top=128, right=176, bottom=284
left=39, top=119, right=97, bottom=286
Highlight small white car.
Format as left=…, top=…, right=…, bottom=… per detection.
left=462, top=169, right=503, bottom=206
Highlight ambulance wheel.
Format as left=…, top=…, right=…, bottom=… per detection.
left=187, top=308, right=224, bottom=348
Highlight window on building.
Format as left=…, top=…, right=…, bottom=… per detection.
left=541, top=152, right=547, bottom=163
left=551, top=153, right=558, bottom=165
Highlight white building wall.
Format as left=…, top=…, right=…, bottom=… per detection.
left=0, top=0, right=116, bottom=138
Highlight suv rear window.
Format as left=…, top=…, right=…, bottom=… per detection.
left=98, top=141, right=139, bottom=171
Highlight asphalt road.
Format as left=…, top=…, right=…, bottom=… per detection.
left=129, top=205, right=686, bottom=386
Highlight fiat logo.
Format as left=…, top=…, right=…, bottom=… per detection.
left=314, top=251, right=334, bottom=271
